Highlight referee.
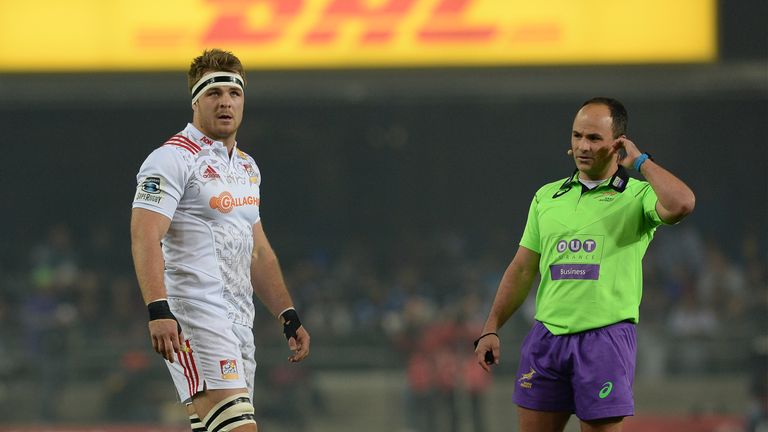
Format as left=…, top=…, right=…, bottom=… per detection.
left=474, top=97, right=695, bottom=432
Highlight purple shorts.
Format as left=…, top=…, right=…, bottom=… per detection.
left=512, top=320, right=636, bottom=421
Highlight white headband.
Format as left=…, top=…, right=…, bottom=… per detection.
left=190, top=71, right=245, bottom=105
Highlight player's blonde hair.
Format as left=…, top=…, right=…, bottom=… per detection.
left=187, top=49, right=246, bottom=92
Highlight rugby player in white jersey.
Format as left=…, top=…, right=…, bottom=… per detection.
left=131, top=49, right=310, bottom=432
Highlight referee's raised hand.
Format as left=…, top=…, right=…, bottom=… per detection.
left=611, top=135, right=641, bottom=169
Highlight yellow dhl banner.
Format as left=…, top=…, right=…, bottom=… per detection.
left=0, top=0, right=716, bottom=71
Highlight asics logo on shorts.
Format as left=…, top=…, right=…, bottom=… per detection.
left=599, top=381, right=613, bottom=399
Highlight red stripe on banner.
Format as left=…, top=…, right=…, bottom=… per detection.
left=172, top=134, right=202, bottom=151
left=177, top=352, right=193, bottom=397
left=166, top=137, right=201, bottom=152
left=163, top=142, right=198, bottom=154
left=186, top=341, right=200, bottom=394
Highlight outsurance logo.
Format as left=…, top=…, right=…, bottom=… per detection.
left=556, top=239, right=597, bottom=253
left=209, top=191, right=260, bottom=213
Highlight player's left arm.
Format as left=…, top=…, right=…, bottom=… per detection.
left=613, top=137, right=696, bottom=224
left=251, top=221, right=310, bottom=362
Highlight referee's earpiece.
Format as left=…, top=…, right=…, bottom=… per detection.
left=567, top=149, right=573, bottom=156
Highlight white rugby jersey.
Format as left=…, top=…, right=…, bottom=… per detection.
left=133, top=123, right=261, bottom=327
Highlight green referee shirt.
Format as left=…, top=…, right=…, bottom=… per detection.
left=520, top=166, right=664, bottom=335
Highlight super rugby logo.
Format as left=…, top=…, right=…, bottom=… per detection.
left=135, top=176, right=163, bottom=204
left=209, top=191, right=260, bottom=213
left=140, top=176, right=161, bottom=194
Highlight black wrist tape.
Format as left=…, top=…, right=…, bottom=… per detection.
left=280, top=308, right=301, bottom=340
left=148, top=300, right=175, bottom=321
left=148, top=300, right=182, bottom=334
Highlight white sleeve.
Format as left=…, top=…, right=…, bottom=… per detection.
left=132, top=146, right=189, bottom=219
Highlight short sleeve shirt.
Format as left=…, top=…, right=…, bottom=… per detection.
left=133, top=124, right=262, bottom=327
left=520, top=167, right=664, bottom=335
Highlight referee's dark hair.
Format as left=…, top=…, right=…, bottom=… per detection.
left=581, top=97, right=628, bottom=138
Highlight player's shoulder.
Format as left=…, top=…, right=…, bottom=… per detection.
left=235, top=148, right=260, bottom=170
left=235, top=147, right=256, bottom=163
left=533, top=177, right=572, bottom=200
left=139, top=134, right=199, bottom=171
left=625, top=177, right=653, bottom=196
left=160, top=133, right=203, bottom=156
left=146, top=133, right=201, bottom=161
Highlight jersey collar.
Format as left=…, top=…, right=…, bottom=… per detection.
left=183, top=123, right=237, bottom=151
left=552, top=166, right=629, bottom=198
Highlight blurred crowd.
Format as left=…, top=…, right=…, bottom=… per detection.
left=0, top=220, right=765, bottom=429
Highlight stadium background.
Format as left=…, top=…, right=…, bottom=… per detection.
left=0, top=1, right=765, bottom=431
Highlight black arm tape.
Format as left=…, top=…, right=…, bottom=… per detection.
left=280, top=309, right=302, bottom=340
left=148, top=300, right=182, bottom=334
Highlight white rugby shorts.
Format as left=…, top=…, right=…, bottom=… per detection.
left=165, top=298, right=256, bottom=404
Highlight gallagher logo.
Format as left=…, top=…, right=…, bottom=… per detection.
left=209, top=191, right=260, bottom=213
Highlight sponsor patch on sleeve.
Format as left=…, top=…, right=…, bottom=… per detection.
left=134, top=176, right=164, bottom=204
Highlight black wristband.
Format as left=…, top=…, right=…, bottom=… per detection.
left=148, top=300, right=176, bottom=321
left=474, top=332, right=498, bottom=365
left=147, top=300, right=182, bottom=335
left=280, top=308, right=302, bottom=341
left=473, top=332, right=499, bottom=349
